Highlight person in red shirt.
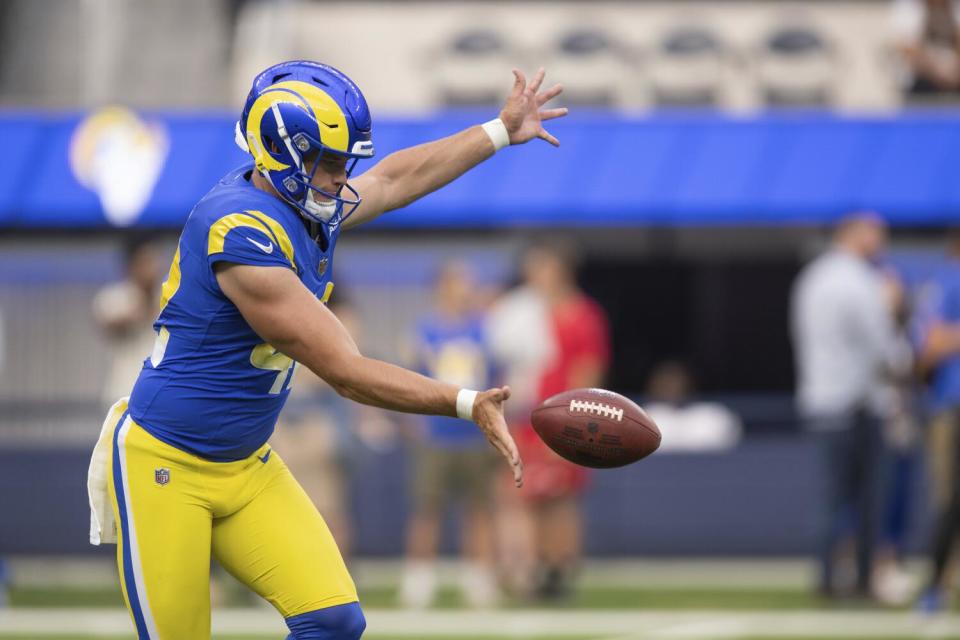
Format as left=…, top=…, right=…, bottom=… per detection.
left=495, top=241, right=611, bottom=600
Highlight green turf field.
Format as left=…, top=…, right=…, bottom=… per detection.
left=4, top=560, right=959, bottom=639
left=4, top=584, right=834, bottom=610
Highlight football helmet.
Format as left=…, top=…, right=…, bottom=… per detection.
left=236, top=60, right=375, bottom=228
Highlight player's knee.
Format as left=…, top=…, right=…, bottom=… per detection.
left=285, top=601, right=366, bottom=639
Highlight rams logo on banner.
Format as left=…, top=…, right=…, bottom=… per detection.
left=69, top=106, right=169, bottom=227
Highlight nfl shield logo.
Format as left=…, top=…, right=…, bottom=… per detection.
left=154, top=468, right=170, bottom=486
left=318, top=257, right=328, bottom=276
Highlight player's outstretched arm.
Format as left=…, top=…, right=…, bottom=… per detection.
left=343, top=67, right=567, bottom=230
left=215, top=262, right=523, bottom=486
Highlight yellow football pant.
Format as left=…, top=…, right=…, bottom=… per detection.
left=104, top=401, right=358, bottom=639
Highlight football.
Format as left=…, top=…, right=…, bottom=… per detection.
left=531, top=388, right=661, bottom=468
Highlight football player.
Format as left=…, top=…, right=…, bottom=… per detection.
left=87, top=60, right=566, bottom=639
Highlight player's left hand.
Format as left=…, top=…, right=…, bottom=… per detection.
left=499, top=67, right=567, bottom=147
left=473, top=386, right=524, bottom=488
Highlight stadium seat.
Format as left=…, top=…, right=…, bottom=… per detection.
left=649, top=26, right=726, bottom=107
left=434, top=28, right=515, bottom=106
left=756, top=25, right=836, bottom=107
left=546, top=27, right=628, bottom=107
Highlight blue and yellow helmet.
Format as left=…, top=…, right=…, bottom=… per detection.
left=236, top=60, right=375, bottom=227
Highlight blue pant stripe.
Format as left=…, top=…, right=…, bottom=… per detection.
left=112, top=411, right=150, bottom=639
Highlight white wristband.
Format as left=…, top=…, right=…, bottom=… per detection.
left=481, top=118, right=510, bottom=152
left=456, top=389, right=479, bottom=421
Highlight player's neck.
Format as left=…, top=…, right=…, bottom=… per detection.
left=251, top=170, right=280, bottom=198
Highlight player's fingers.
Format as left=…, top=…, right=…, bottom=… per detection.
left=493, top=429, right=522, bottom=487
left=508, top=439, right=522, bottom=469
left=539, top=128, right=561, bottom=147
left=500, top=385, right=512, bottom=401
left=540, top=107, right=568, bottom=121
left=510, top=69, right=526, bottom=98
left=490, top=434, right=513, bottom=468
left=510, top=446, right=524, bottom=487
left=497, top=424, right=521, bottom=465
left=536, top=83, right=564, bottom=106
left=528, top=67, right=546, bottom=94
left=491, top=421, right=516, bottom=457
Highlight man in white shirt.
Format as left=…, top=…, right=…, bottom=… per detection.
left=791, top=212, right=896, bottom=600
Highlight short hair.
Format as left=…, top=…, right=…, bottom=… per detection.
left=522, top=235, right=583, bottom=271
left=834, top=210, right=886, bottom=235
left=433, top=259, right=473, bottom=288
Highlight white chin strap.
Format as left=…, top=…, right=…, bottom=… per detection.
left=304, top=193, right=338, bottom=223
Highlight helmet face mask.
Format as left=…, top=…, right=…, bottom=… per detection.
left=272, top=131, right=362, bottom=226
left=236, top=61, right=375, bottom=230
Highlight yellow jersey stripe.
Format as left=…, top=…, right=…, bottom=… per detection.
left=207, top=212, right=297, bottom=273
left=158, top=246, right=182, bottom=312
left=243, top=210, right=297, bottom=269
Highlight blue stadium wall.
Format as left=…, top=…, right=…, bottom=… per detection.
left=1, top=110, right=959, bottom=228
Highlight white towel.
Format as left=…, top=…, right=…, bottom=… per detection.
left=87, top=397, right=128, bottom=545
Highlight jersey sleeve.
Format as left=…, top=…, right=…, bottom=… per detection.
left=206, top=210, right=298, bottom=272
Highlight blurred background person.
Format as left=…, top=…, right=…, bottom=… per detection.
left=0, top=305, right=5, bottom=608
left=269, top=295, right=367, bottom=560
left=874, top=272, right=921, bottom=606
left=914, top=229, right=960, bottom=612
left=0, top=303, right=5, bottom=375
left=791, top=212, right=897, bottom=602
left=485, top=254, right=555, bottom=598
left=891, top=0, right=960, bottom=100
left=493, top=241, right=610, bottom=602
left=643, top=360, right=742, bottom=453
left=91, top=237, right=164, bottom=409
left=399, top=262, right=500, bottom=609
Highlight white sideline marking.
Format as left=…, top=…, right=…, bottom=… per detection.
left=2, top=609, right=960, bottom=638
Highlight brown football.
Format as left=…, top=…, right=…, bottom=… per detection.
left=530, top=388, right=661, bottom=469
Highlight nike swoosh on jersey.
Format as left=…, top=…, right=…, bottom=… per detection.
left=258, top=449, right=271, bottom=464
left=246, top=237, right=274, bottom=254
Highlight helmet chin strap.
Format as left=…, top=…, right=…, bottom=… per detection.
left=304, top=194, right=338, bottom=223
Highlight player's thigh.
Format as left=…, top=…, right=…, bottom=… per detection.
left=212, top=453, right=358, bottom=618
left=108, top=417, right=213, bottom=639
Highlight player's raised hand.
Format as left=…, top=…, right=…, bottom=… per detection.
left=499, top=67, right=567, bottom=147
left=473, top=386, right=524, bottom=488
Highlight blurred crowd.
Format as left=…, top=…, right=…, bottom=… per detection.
left=82, top=219, right=960, bottom=611
left=792, top=216, right=960, bottom=609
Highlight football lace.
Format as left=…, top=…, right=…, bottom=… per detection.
left=568, top=399, right=624, bottom=422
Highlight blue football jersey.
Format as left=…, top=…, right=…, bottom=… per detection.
left=416, top=313, right=493, bottom=448
left=128, top=164, right=338, bottom=461
left=914, top=259, right=960, bottom=411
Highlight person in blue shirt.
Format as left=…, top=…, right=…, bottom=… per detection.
left=914, top=229, right=960, bottom=612
left=400, top=262, right=500, bottom=609
left=86, top=60, right=566, bottom=639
